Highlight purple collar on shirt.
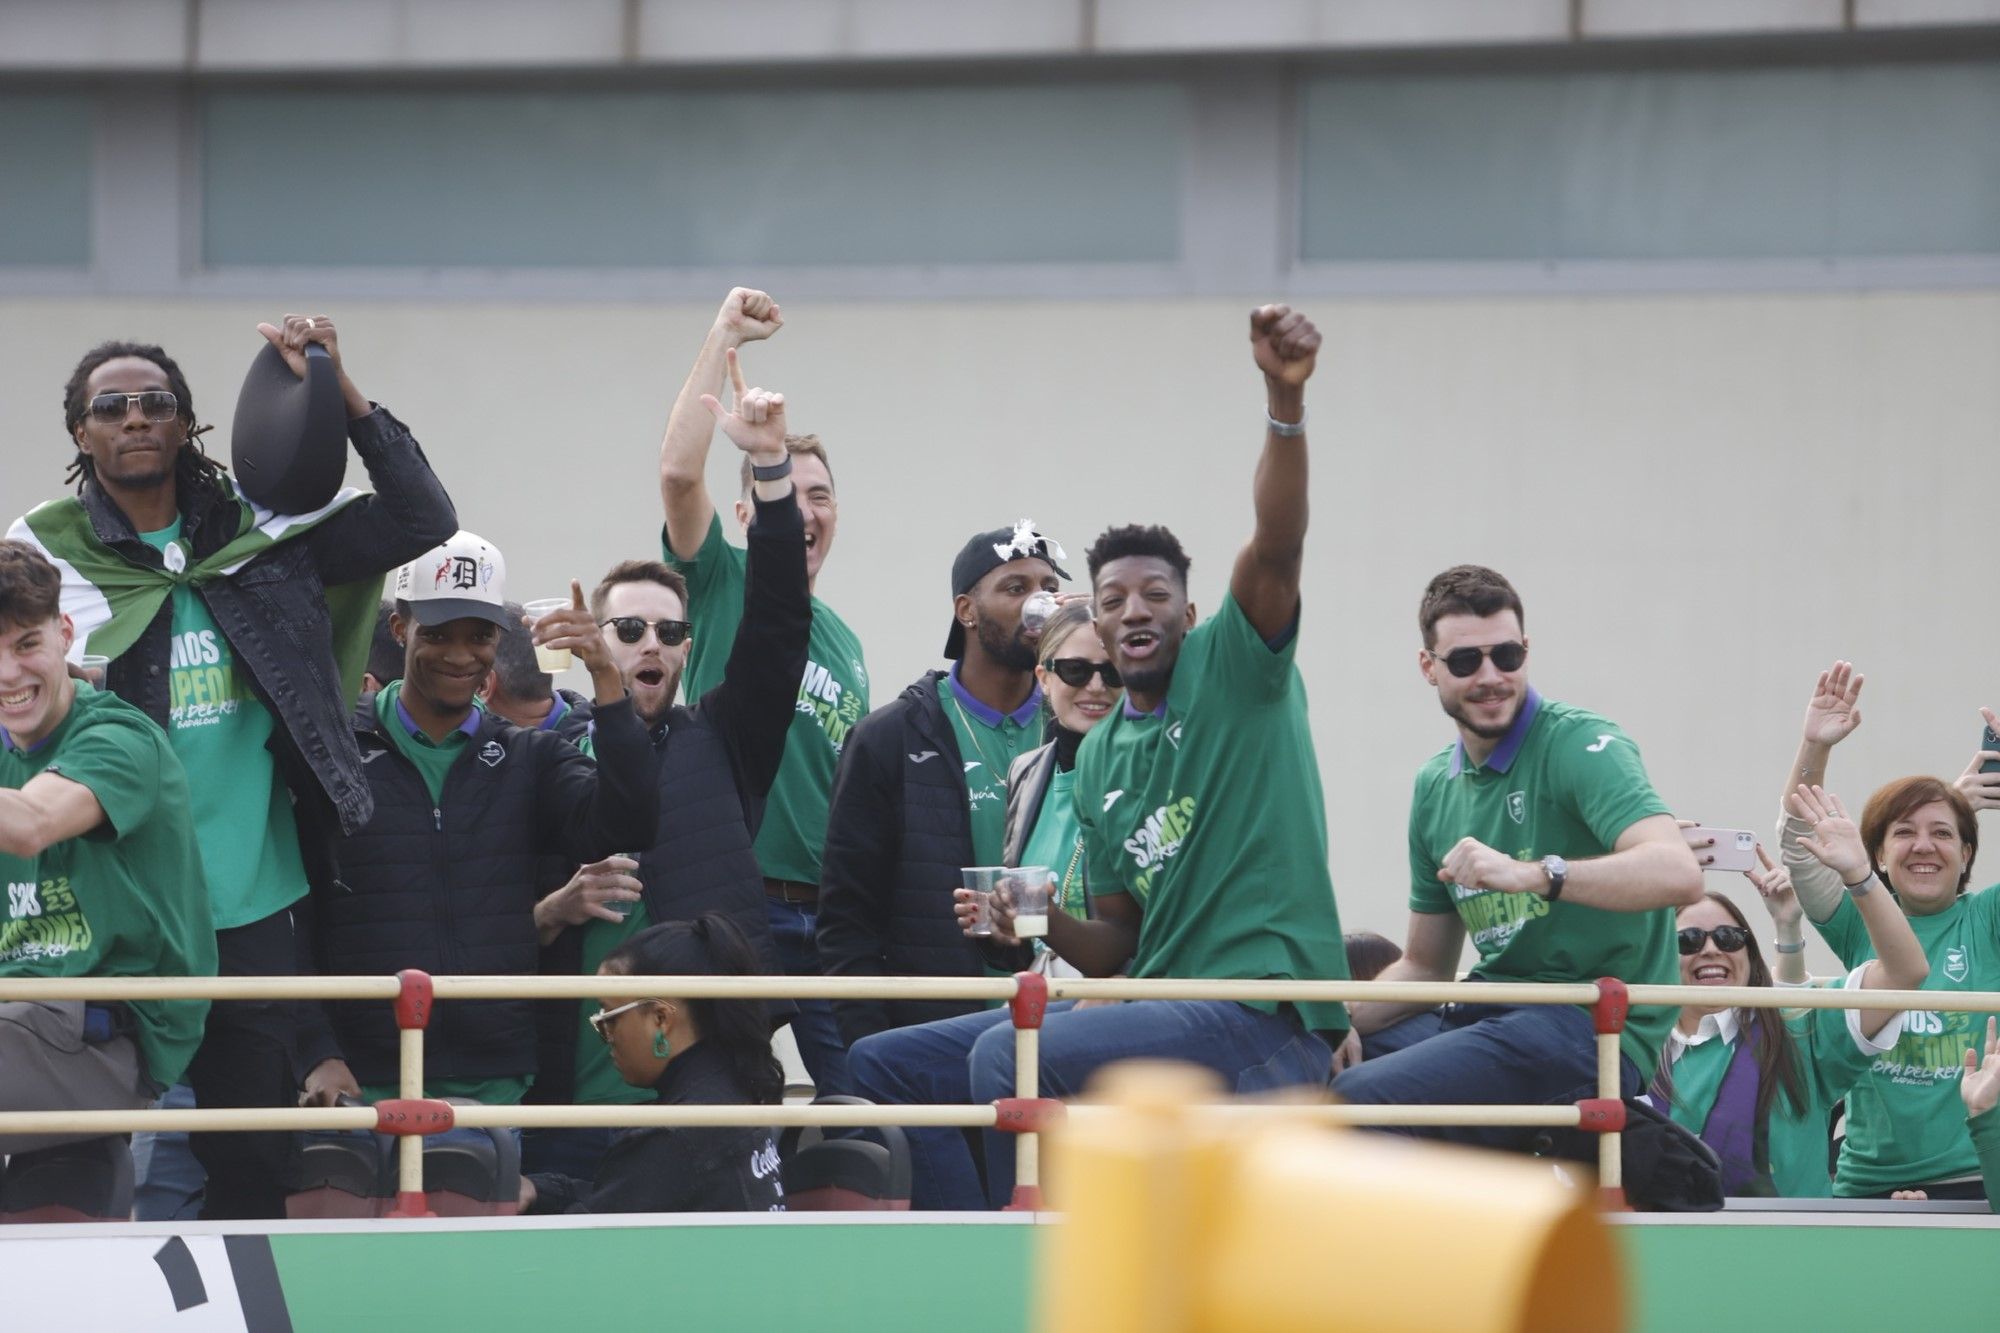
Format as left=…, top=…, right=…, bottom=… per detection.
left=0, top=726, right=55, bottom=754
left=947, top=662, right=1041, bottom=727
left=1121, top=697, right=1168, bottom=720
left=1448, top=687, right=1542, bottom=778
left=539, top=692, right=571, bottom=732
left=395, top=694, right=481, bottom=742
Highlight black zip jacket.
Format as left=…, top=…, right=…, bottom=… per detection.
left=315, top=689, right=654, bottom=1085
left=815, top=670, right=1004, bottom=1046
left=525, top=1042, right=783, bottom=1214
left=530, top=493, right=809, bottom=1104
left=82, top=406, right=457, bottom=869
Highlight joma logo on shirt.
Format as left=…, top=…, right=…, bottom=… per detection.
left=1124, top=796, right=1197, bottom=872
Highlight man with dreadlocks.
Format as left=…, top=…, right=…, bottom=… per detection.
left=6, top=315, right=457, bottom=1218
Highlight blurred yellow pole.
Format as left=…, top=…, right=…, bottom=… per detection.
left=1041, top=1063, right=1625, bottom=1333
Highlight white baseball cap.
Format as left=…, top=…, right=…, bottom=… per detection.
left=392, top=530, right=509, bottom=627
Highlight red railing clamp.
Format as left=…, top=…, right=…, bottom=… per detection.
left=992, top=1097, right=1065, bottom=1135
left=394, top=968, right=434, bottom=1030
left=1010, top=971, right=1048, bottom=1030
left=1574, top=1098, right=1626, bottom=1134
left=1592, top=977, right=1629, bottom=1035
left=375, top=1098, right=456, bottom=1136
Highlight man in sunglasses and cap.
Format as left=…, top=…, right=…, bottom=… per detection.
left=815, top=519, right=1067, bottom=1047
left=525, top=368, right=810, bottom=1159
left=1334, top=563, right=1703, bottom=1151
left=305, top=531, right=655, bottom=1113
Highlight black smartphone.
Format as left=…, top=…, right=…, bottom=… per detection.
left=1983, top=724, right=2000, bottom=775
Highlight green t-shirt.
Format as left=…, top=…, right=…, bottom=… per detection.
left=1407, top=693, right=1677, bottom=1072
left=0, top=685, right=216, bottom=1087
left=373, top=680, right=478, bottom=804
left=1020, top=765, right=1089, bottom=917
left=1074, top=595, right=1348, bottom=1034
left=570, top=896, right=656, bottom=1107
left=663, top=514, right=868, bottom=884
left=139, top=519, right=308, bottom=930
left=937, top=670, right=1045, bottom=867
left=1815, top=885, right=2000, bottom=1193
left=1662, top=970, right=1894, bottom=1198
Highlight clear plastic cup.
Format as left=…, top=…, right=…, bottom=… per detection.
left=1021, top=590, right=1057, bottom=634
left=961, top=866, right=1007, bottom=937
left=603, top=853, right=641, bottom=919
left=524, top=598, right=571, bottom=673
left=79, top=654, right=111, bottom=688
left=1004, top=867, right=1053, bottom=938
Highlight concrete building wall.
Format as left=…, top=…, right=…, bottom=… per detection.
left=6, top=287, right=1993, bottom=968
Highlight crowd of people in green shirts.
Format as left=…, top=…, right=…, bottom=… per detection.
left=4, top=298, right=2000, bottom=1225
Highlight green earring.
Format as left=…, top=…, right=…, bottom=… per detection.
left=653, top=1030, right=671, bottom=1060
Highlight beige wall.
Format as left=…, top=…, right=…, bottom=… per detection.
left=5, top=290, right=1997, bottom=972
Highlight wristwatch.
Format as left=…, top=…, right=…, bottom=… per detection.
left=1540, top=855, right=1568, bottom=903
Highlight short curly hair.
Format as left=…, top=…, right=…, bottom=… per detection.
left=1084, top=524, right=1191, bottom=587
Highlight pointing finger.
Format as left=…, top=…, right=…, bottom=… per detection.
left=570, top=578, right=586, bottom=612
left=726, top=345, right=748, bottom=402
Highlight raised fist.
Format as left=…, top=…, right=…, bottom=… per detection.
left=717, top=287, right=783, bottom=343
left=1249, top=304, right=1320, bottom=387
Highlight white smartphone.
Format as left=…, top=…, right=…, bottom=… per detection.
left=1684, top=826, right=1758, bottom=873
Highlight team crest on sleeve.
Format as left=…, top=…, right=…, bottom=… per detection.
left=1507, top=791, right=1526, bottom=824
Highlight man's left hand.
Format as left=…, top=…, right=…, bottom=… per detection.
left=1437, top=836, right=1543, bottom=895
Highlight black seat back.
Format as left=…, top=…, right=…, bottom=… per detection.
left=780, top=1096, right=912, bottom=1211
left=0, top=1136, right=135, bottom=1223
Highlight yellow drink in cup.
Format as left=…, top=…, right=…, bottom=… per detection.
left=523, top=598, right=570, bottom=674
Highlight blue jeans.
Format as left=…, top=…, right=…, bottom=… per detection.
left=1331, top=1003, right=1642, bottom=1154
left=766, top=897, right=848, bottom=1098
left=848, top=1000, right=1333, bottom=1210
left=131, top=1083, right=205, bottom=1221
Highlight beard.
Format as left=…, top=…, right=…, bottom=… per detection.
left=1441, top=688, right=1521, bottom=740
left=976, top=618, right=1039, bottom=673
left=628, top=665, right=682, bottom=727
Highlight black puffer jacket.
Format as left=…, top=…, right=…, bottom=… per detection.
left=815, top=670, right=998, bottom=1046
left=316, top=690, right=654, bottom=1084
left=525, top=1042, right=783, bottom=1214
left=530, top=494, right=809, bottom=1104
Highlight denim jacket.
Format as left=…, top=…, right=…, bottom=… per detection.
left=83, top=405, right=457, bottom=885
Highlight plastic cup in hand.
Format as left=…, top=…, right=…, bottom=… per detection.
left=1021, top=590, right=1057, bottom=635
left=603, top=854, right=641, bottom=919
left=524, top=598, right=571, bottom=673
left=961, top=866, right=1007, bottom=937
left=79, top=655, right=111, bottom=688
left=1005, top=868, right=1053, bottom=938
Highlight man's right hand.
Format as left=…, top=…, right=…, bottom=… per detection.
left=535, top=856, right=643, bottom=934
left=1802, top=660, right=1864, bottom=748
left=715, top=287, right=783, bottom=345
left=300, top=1057, right=360, bottom=1108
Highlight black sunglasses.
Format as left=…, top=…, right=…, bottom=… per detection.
left=1678, top=924, right=1751, bottom=956
left=600, top=617, right=691, bottom=647
left=1432, top=641, right=1527, bottom=679
left=1047, top=658, right=1122, bottom=689
left=87, top=390, right=179, bottom=424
